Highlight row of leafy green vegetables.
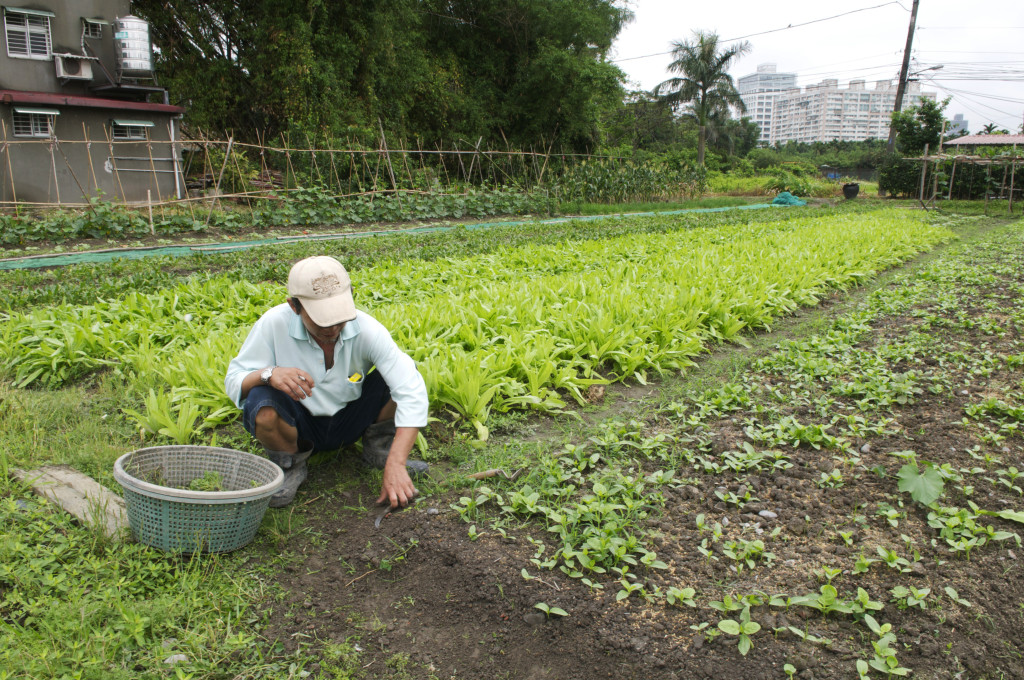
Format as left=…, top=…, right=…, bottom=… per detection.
left=0, top=202, right=887, bottom=313
left=0, top=210, right=953, bottom=447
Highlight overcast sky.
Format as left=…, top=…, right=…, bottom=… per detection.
left=611, top=0, right=1024, bottom=135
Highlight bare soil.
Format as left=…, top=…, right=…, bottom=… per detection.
left=256, top=219, right=1024, bottom=680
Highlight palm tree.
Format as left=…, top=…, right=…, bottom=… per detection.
left=655, top=31, right=751, bottom=166
left=979, top=123, right=1009, bottom=135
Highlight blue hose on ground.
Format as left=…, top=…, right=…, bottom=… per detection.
left=0, top=203, right=778, bottom=270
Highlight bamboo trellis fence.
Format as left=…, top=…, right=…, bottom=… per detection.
left=0, top=121, right=636, bottom=210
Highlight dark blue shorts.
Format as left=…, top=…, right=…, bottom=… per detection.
left=242, top=370, right=391, bottom=452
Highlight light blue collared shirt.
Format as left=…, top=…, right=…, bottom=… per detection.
left=225, top=304, right=428, bottom=428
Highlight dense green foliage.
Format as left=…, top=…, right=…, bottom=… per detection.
left=879, top=98, right=951, bottom=197
left=136, top=0, right=631, bottom=151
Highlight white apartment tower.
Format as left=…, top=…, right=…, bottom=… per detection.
left=737, top=64, right=798, bottom=144
left=769, top=78, right=935, bottom=145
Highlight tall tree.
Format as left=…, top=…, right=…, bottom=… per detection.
left=134, top=0, right=632, bottom=150
left=890, top=97, right=950, bottom=154
left=655, top=31, right=750, bottom=166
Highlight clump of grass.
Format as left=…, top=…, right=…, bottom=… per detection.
left=187, top=470, right=224, bottom=492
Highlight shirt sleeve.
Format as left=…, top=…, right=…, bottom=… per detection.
left=361, top=316, right=429, bottom=428
left=224, top=313, right=277, bottom=408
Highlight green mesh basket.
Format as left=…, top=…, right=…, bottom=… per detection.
left=113, top=445, right=283, bottom=554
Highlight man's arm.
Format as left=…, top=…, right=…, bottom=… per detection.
left=377, top=426, right=420, bottom=508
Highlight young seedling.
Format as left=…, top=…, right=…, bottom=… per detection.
left=863, top=614, right=911, bottom=677
left=816, top=565, right=843, bottom=584
left=533, top=602, right=568, bottom=619
left=944, top=586, right=972, bottom=607
left=717, top=606, right=761, bottom=656
left=665, top=586, right=697, bottom=608
left=890, top=585, right=931, bottom=610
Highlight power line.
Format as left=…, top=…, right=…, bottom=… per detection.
left=611, top=1, right=906, bottom=63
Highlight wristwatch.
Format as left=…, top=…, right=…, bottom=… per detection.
left=260, top=366, right=276, bottom=385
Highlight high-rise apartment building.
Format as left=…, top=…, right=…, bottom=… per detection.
left=737, top=64, right=797, bottom=144
left=769, top=78, right=935, bottom=145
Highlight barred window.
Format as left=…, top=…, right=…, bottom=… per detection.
left=83, top=19, right=103, bottom=39
left=12, top=111, right=56, bottom=137
left=111, top=120, right=153, bottom=140
left=5, top=10, right=52, bottom=59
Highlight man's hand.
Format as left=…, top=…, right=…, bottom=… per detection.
left=378, top=459, right=418, bottom=509
left=268, top=367, right=315, bottom=401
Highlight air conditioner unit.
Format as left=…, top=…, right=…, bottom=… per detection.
left=55, top=55, right=94, bottom=81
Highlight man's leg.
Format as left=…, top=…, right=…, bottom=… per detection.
left=243, top=387, right=315, bottom=507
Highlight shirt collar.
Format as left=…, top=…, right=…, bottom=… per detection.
left=287, top=310, right=361, bottom=344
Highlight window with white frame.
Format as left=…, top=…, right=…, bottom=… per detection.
left=83, top=18, right=103, bottom=39
left=111, top=119, right=153, bottom=140
left=4, top=8, right=53, bottom=59
left=12, top=108, right=58, bottom=137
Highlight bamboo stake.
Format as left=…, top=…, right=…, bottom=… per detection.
left=329, top=147, right=341, bottom=194
left=231, top=139, right=255, bottom=218
left=377, top=120, right=401, bottom=207
left=400, top=137, right=415, bottom=189
left=917, top=143, right=929, bottom=207
left=82, top=122, right=99, bottom=195
left=985, top=165, right=991, bottom=215
left=281, top=132, right=295, bottom=188
left=205, top=135, right=234, bottom=226
left=48, top=138, right=61, bottom=204
left=1, top=120, right=18, bottom=209
left=1010, top=145, right=1017, bottom=215
left=947, top=160, right=957, bottom=201
left=435, top=141, right=451, bottom=186
left=305, top=132, right=323, bottom=185
left=147, top=189, right=154, bottom=234
left=53, top=138, right=90, bottom=205
left=103, top=126, right=127, bottom=203
left=454, top=139, right=467, bottom=183
left=145, top=129, right=164, bottom=204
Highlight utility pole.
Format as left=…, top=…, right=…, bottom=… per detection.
left=886, top=0, right=921, bottom=153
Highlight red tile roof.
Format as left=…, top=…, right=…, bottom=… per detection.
left=947, top=134, right=1024, bottom=146
left=0, top=89, right=184, bottom=114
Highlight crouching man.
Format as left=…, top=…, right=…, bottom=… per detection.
left=225, top=255, right=429, bottom=508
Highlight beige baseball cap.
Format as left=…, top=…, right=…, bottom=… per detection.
left=287, top=256, right=356, bottom=327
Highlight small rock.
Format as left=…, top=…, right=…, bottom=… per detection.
left=161, top=638, right=178, bottom=649
left=788, top=519, right=807, bottom=536
left=759, top=510, right=778, bottom=520
left=523, top=612, right=546, bottom=626
left=961, top=390, right=970, bottom=396
left=1009, top=550, right=1018, bottom=560
left=860, top=443, right=871, bottom=454
left=164, top=654, right=188, bottom=665
left=721, top=516, right=730, bottom=526
left=910, top=562, right=927, bottom=576
left=426, top=508, right=439, bottom=515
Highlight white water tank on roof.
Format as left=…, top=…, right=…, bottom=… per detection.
left=113, top=15, right=153, bottom=81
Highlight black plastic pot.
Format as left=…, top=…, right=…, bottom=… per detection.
left=842, top=182, right=860, bottom=199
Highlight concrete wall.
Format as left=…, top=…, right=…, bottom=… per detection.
left=0, top=105, right=181, bottom=204
left=1, top=0, right=129, bottom=94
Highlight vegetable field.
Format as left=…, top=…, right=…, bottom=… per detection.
left=3, top=205, right=1024, bottom=680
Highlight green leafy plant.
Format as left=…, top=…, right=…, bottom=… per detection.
left=533, top=602, right=568, bottom=618
left=716, top=606, right=761, bottom=656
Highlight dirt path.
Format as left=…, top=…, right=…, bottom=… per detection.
left=256, top=216, right=1024, bottom=680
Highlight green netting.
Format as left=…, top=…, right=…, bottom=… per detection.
left=771, top=192, right=807, bottom=206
